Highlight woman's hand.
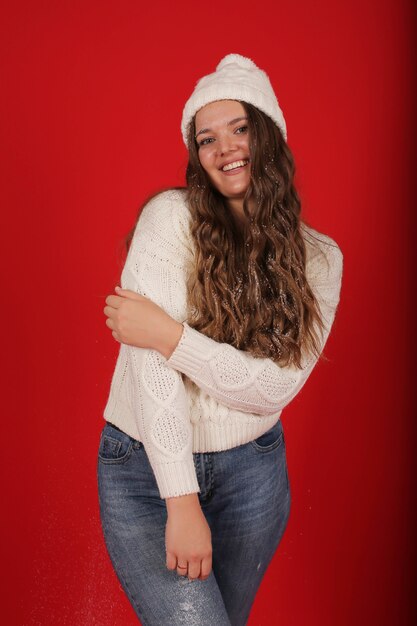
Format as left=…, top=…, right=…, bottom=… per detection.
left=103, top=287, right=183, bottom=358
left=165, top=494, right=212, bottom=581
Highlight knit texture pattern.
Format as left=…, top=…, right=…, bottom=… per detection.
left=103, top=188, right=343, bottom=498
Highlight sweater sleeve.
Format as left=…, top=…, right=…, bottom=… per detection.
left=165, top=237, right=343, bottom=417
left=120, top=191, right=200, bottom=499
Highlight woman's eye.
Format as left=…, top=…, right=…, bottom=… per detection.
left=198, top=126, right=248, bottom=147
left=198, top=137, right=214, bottom=147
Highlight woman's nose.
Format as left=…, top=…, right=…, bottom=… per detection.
left=216, top=133, right=238, bottom=155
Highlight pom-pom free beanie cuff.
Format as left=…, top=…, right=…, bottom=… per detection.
left=181, top=53, right=287, bottom=148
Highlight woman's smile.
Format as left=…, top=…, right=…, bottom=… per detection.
left=219, top=159, right=250, bottom=174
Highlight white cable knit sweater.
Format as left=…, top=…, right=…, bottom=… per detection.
left=103, top=188, right=343, bottom=498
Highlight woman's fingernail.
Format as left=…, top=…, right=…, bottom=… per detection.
left=115, top=286, right=121, bottom=291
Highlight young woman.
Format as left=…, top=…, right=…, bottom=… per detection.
left=99, top=53, right=343, bottom=625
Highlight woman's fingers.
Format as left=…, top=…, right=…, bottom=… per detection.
left=105, top=294, right=123, bottom=308
left=104, top=292, right=148, bottom=319
left=166, top=551, right=177, bottom=571
left=167, top=554, right=204, bottom=581
left=176, top=559, right=189, bottom=577
left=103, top=306, right=112, bottom=319
left=104, top=313, right=114, bottom=327
left=167, top=552, right=211, bottom=582
left=115, top=286, right=144, bottom=300
left=187, top=559, right=201, bottom=581
left=174, top=557, right=211, bottom=581
left=199, top=555, right=212, bottom=581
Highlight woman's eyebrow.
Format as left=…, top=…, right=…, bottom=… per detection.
left=195, top=116, right=248, bottom=138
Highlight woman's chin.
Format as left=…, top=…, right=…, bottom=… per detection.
left=219, top=181, right=250, bottom=198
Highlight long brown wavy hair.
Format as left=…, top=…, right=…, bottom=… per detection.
left=125, top=101, right=328, bottom=369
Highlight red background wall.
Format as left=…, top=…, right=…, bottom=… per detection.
left=1, top=1, right=415, bottom=624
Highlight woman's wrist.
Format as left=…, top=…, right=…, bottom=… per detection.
left=165, top=492, right=201, bottom=515
left=156, top=319, right=184, bottom=360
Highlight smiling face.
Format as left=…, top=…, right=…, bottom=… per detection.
left=194, top=100, right=251, bottom=208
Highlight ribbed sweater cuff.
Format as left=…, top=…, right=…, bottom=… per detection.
left=152, top=458, right=200, bottom=500
left=165, top=322, right=214, bottom=376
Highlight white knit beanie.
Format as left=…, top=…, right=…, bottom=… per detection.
left=181, top=53, right=287, bottom=148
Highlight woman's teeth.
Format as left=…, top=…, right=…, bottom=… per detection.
left=222, top=159, right=249, bottom=172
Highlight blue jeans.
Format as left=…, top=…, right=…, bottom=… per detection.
left=97, top=418, right=291, bottom=626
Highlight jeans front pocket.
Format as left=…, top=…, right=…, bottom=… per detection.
left=98, top=422, right=140, bottom=465
left=250, top=419, right=284, bottom=453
